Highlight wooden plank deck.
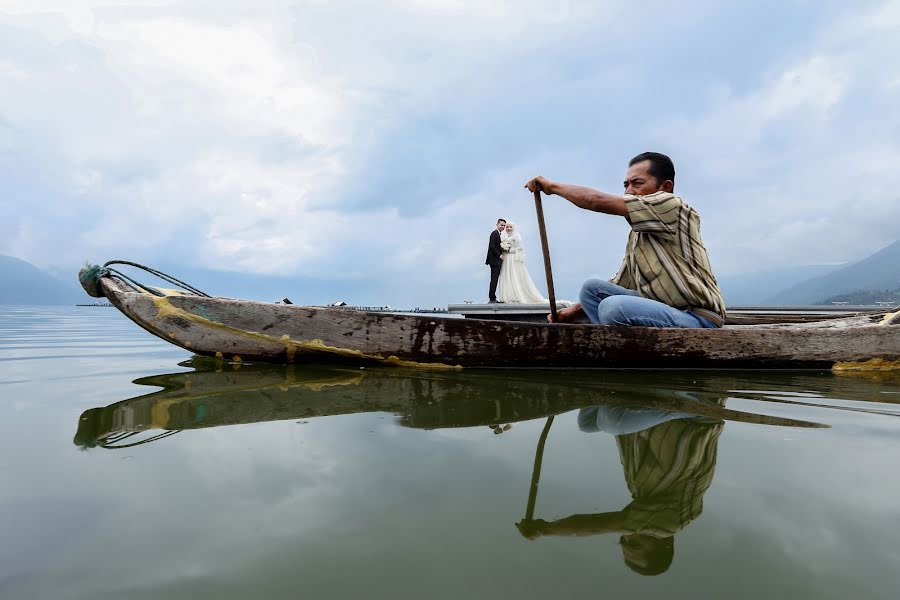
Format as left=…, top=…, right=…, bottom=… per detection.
left=447, top=303, right=892, bottom=324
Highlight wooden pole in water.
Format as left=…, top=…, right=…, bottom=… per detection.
left=524, top=415, right=554, bottom=521
left=533, top=188, right=559, bottom=323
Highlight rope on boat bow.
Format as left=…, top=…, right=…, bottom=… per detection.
left=79, top=260, right=211, bottom=298
left=98, top=429, right=181, bottom=449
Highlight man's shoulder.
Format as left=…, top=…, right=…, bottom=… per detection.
left=624, top=192, right=699, bottom=219
left=624, top=191, right=682, bottom=205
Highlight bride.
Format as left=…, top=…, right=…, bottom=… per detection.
left=497, top=222, right=549, bottom=304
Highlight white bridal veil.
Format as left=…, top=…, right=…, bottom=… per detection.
left=505, top=222, right=525, bottom=262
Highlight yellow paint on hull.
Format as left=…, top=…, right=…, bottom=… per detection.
left=294, top=338, right=462, bottom=370
left=880, top=311, right=899, bottom=326
left=832, top=358, right=900, bottom=372
left=139, top=372, right=365, bottom=432
left=149, top=295, right=460, bottom=369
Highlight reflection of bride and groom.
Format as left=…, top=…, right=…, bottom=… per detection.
left=485, top=219, right=548, bottom=304
left=517, top=400, right=723, bottom=577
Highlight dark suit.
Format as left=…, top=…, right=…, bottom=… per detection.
left=486, top=229, right=503, bottom=301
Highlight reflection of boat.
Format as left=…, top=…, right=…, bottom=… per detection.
left=74, top=360, right=852, bottom=449
left=79, top=267, right=900, bottom=369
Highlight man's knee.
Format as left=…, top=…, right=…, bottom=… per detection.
left=596, top=295, right=635, bottom=326
left=580, top=278, right=618, bottom=304
left=597, top=296, right=699, bottom=328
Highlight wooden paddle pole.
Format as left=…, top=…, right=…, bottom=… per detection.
left=533, top=188, right=559, bottom=323
left=524, top=415, right=555, bottom=521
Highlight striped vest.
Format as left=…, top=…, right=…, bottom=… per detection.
left=611, top=192, right=726, bottom=326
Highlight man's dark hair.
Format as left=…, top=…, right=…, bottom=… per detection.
left=497, top=218, right=507, bottom=224
left=622, top=535, right=674, bottom=576
left=629, top=152, right=675, bottom=185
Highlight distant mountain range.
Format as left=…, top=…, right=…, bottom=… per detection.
left=821, top=288, right=900, bottom=305
left=4, top=239, right=900, bottom=306
left=765, top=239, right=900, bottom=305
left=717, top=264, right=842, bottom=306
left=717, top=239, right=900, bottom=306
left=0, top=255, right=385, bottom=307
left=0, top=254, right=83, bottom=305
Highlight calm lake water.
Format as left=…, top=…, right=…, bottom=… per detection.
left=2, top=306, right=900, bottom=599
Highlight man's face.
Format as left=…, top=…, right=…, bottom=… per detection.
left=620, top=534, right=656, bottom=568
left=497, top=221, right=506, bottom=232
left=623, top=160, right=673, bottom=196
left=619, top=533, right=674, bottom=576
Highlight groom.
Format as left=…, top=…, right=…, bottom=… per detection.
left=485, top=218, right=506, bottom=303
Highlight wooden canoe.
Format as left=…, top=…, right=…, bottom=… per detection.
left=80, top=270, right=900, bottom=370
left=76, top=360, right=842, bottom=448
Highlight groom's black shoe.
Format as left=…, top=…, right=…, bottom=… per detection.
left=488, top=299, right=499, bottom=304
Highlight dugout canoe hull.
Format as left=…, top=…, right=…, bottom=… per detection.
left=85, top=275, right=900, bottom=370
left=75, top=360, right=835, bottom=448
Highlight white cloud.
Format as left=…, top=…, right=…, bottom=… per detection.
left=758, top=57, right=846, bottom=121
left=2, top=0, right=900, bottom=305
left=0, top=1, right=619, bottom=278
left=655, top=12, right=900, bottom=274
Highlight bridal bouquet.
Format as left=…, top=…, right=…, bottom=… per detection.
left=500, top=241, right=511, bottom=253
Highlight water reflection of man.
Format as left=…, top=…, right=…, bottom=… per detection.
left=517, top=403, right=723, bottom=576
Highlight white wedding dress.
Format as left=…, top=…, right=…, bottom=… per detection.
left=497, top=231, right=548, bottom=304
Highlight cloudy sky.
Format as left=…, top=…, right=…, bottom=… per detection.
left=2, top=0, right=899, bottom=306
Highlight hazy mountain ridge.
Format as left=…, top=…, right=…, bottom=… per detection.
left=821, top=288, right=900, bottom=305
left=0, top=254, right=83, bottom=305
left=0, top=255, right=389, bottom=307
left=5, top=239, right=900, bottom=307
left=766, top=240, right=900, bottom=305
left=717, top=264, right=842, bottom=306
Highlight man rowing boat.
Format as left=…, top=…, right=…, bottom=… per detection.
left=524, top=152, right=725, bottom=328
left=517, top=401, right=724, bottom=576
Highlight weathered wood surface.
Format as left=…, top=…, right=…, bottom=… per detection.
left=447, top=302, right=889, bottom=325
left=97, top=277, right=899, bottom=369
left=724, top=313, right=873, bottom=325
left=76, top=361, right=845, bottom=447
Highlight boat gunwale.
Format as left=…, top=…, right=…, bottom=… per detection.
left=96, top=276, right=899, bottom=370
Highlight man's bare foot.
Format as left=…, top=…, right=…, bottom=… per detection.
left=549, top=304, right=583, bottom=323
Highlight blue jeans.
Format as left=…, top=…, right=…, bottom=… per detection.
left=579, top=279, right=717, bottom=328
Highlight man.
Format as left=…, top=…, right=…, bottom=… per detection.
left=485, top=218, right=506, bottom=303
left=524, top=152, right=725, bottom=328
left=517, top=400, right=724, bottom=576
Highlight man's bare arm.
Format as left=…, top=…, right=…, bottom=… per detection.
left=516, top=511, right=627, bottom=540
left=525, top=176, right=627, bottom=217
